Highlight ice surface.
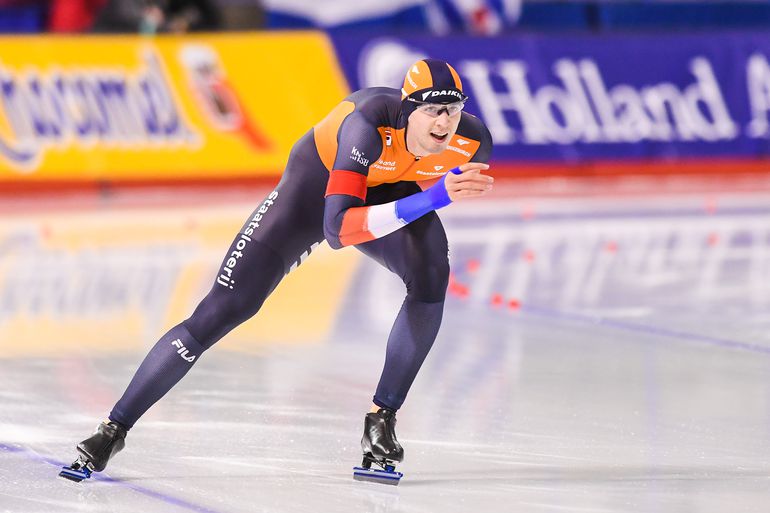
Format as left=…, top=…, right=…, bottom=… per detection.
left=2, top=183, right=770, bottom=513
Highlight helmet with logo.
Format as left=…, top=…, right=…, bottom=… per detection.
left=400, top=58, right=468, bottom=120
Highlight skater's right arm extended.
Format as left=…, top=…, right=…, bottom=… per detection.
left=324, top=162, right=492, bottom=249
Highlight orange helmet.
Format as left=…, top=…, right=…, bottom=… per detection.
left=401, top=58, right=466, bottom=104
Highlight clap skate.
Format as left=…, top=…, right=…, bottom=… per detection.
left=353, top=408, right=404, bottom=485
left=59, top=420, right=127, bottom=482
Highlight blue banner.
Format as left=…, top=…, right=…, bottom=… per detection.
left=330, top=32, right=770, bottom=162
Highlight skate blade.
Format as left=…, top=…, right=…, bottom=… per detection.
left=59, top=458, right=92, bottom=483
left=59, top=466, right=91, bottom=482
left=353, top=466, right=403, bottom=486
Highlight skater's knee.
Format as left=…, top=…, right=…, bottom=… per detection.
left=405, top=256, right=449, bottom=303
left=184, top=292, right=261, bottom=347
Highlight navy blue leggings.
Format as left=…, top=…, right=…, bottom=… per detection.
left=110, top=131, right=449, bottom=428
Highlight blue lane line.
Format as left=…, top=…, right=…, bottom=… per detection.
left=521, top=305, right=770, bottom=356
left=0, top=442, right=227, bottom=513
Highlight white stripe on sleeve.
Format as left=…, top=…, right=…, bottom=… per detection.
left=366, top=202, right=408, bottom=238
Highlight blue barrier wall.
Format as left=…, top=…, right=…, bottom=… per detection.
left=332, top=32, right=770, bottom=163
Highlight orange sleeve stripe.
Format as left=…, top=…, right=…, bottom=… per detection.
left=325, top=170, right=368, bottom=200
left=339, top=206, right=375, bottom=247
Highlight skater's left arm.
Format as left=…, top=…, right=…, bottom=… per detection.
left=325, top=161, right=492, bottom=249
left=322, top=110, right=380, bottom=249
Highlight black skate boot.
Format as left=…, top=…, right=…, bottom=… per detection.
left=353, top=408, right=404, bottom=485
left=59, top=420, right=127, bottom=482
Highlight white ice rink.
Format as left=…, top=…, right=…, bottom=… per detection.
left=2, top=175, right=770, bottom=513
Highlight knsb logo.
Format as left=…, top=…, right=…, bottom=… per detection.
left=349, top=146, right=369, bottom=166
left=0, top=48, right=198, bottom=172
left=171, top=339, right=196, bottom=363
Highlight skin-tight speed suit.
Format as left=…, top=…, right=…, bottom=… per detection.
left=108, top=68, right=492, bottom=430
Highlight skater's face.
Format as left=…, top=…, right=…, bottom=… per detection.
left=406, top=101, right=463, bottom=157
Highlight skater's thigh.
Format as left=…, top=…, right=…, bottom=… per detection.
left=185, top=133, right=328, bottom=342
left=209, top=150, right=327, bottom=295
left=219, top=129, right=329, bottom=284
left=184, top=200, right=321, bottom=344
left=247, top=130, right=329, bottom=269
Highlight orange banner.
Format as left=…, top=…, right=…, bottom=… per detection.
left=0, top=32, right=349, bottom=183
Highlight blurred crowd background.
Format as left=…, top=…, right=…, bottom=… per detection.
left=2, top=0, right=770, bottom=35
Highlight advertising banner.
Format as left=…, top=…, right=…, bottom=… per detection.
left=0, top=32, right=349, bottom=183
left=331, top=32, right=770, bottom=163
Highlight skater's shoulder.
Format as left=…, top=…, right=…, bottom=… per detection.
left=456, top=112, right=492, bottom=144
left=343, top=88, right=403, bottom=129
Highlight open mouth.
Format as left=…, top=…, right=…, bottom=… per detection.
left=430, top=132, right=448, bottom=143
